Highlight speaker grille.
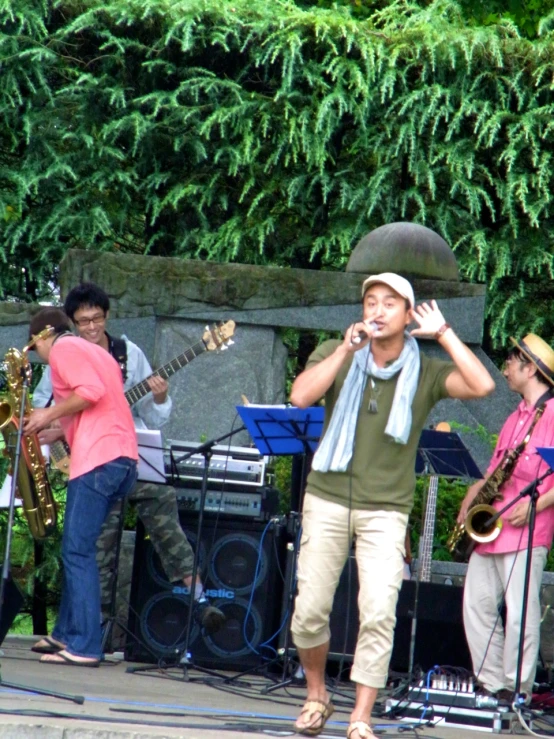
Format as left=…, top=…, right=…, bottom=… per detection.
left=126, top=516, right=286, bottom=670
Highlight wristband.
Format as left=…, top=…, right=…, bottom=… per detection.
left=435, top=322, right=451, bottom=341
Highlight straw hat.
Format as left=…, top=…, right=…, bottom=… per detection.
left=510, top=334, right=554, bottom=386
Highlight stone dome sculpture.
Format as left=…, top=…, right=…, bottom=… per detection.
left=346, top=222, right=459, bottom=281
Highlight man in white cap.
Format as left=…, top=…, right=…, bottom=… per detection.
left=460, top=334, right=554, bottom=706
left=289, top=272, right=495, bottom=739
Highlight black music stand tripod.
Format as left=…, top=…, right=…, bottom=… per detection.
left=126, top=425, right=246, bottom=683
left=0, top=365, right=83, bottom=704
left=480, top=446, right=554, bottom=705
left=408, top=428, right=482, bottom=676
left=235, top=404, right=324, bottom=692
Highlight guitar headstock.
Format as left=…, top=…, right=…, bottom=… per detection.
left=202, top=321, right=236, bottom=352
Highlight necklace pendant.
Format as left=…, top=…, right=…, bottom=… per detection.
left=368, top=377, right=378, bottom=413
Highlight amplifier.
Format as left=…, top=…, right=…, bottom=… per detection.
left=166, top=441, right=266, bottom=488
left=175, top=486, right=280, bottom=520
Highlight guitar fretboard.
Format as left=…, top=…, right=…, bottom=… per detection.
left=419, top=475, right=439, bottom=583
left=125, top=339, right=207, bottom=406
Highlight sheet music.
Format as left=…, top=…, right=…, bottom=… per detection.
left=0, top=474, right=21, bottom=508
left=137, top=429, right=166, bottom=484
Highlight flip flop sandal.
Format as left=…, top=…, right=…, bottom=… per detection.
left=39, top=650, right=100, bottom=667
left=31, top=636, right=65, bottom=654
left=347, top=721, right=375, bottom=739
left=296, top=699, right=335, bottom=736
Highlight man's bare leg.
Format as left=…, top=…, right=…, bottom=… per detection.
left=347, top=684, right=378, bottom=736
left=295, top=642, right=331, bottom=731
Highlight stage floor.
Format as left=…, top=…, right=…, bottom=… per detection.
left=0, top=635, right=528, bottom=738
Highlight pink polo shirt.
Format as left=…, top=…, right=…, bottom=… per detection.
left=49, top=336, right=138, bottom=480
left=476, top=397, right=554, bottom=555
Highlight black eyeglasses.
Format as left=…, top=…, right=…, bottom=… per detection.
left=73, top=314, right=106, bottom=328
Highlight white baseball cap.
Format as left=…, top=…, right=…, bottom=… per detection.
left=361, top=272, right=415, bottom=309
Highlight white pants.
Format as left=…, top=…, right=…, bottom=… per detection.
left=291, top=493, right=408, bottom=688
left=463, top=548, right=547, bottom=694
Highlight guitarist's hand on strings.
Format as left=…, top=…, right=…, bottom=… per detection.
left=38, top=422, right=65, bottom=445
left=147, top=375, right=168, bottom=404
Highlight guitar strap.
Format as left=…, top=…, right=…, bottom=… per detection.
left=502, top=389, right=553, bottom=474
left=514, top=388, right=553, bottom=452
left=106, top=333, right=128, bottom=383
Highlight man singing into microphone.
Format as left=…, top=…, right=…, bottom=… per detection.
left=289, top=273, right=495, bottom=739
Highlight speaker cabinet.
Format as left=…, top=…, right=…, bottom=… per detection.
left=125, top=515, right=286, bottom=671
left=328, top=556, right=471, bottom=672
left=0, top=573, right=24, bottom=644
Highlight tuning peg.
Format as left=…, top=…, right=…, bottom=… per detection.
left=226, top=339, right=235, bottom=346
left=220, top=344, right=228, bottom=351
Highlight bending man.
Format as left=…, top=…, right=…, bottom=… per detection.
left=25, top=307, right=138, bottom=666
left=33, top=283, right=224, bottom=642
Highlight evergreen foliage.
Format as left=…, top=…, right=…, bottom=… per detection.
left=0, top=0, right=553, bottom=344
left=302, top=0, right=554, bottom=38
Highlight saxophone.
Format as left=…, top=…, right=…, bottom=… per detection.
left=447, top=405, right=546, bottom=562
left=0, top=330, right=57, bottom=539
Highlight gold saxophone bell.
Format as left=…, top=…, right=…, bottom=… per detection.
left=0, top=398, right=13, bottom=429
left=464, top=503, right=503, bottom=544
left=0, top=341, right=57, bottom=539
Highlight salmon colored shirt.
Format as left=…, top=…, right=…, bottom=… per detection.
left=49, top=336, right=138, bottom=480
left=476, top=397, right=554, bottom=555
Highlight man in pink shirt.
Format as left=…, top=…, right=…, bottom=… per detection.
left=459, top=334, right=554, bottom=703
left=24, top=307, right=138, bottom=667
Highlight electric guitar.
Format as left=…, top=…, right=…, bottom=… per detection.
left=49, top=321, right=236, bottom=475
left=417, top=422, right=450, bottom=581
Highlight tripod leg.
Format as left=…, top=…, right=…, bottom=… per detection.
left=0, top=677, right=85, bottom=705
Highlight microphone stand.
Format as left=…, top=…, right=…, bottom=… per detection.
left=127, top=425, right=246, bottom=683
left=0, top=366, right=83, bottom=704
left=480, top=467, right=554, bottom=703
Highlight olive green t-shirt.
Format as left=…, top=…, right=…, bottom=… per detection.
left=305, top=340, right=454, bottom=514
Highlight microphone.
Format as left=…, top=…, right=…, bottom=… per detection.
left=352, top=321, right=378, bottom=345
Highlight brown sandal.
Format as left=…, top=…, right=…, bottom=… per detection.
left=31, top=636, right=66, bottom=654
left=39, top=650, right=100, bottom=668
left=295, top=699, right=335, bottom=736
left=347, top=721, right=375, bottom=739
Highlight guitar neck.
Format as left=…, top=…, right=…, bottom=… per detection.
left=419, top=476, right=439, bottom=582
left=125, top=339, right=207, bottom=406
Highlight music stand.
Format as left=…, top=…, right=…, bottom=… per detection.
left=236, top=404, right=324, bottom=512
left=407, top=428, right=482, bottom=676
left=415, top=428, right=483, bottom=479
left=235, top=405, right=324, bottom=689
left=126, top=426, right=245, bottom=682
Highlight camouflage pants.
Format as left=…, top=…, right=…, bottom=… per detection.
left=96, top=481, right=194, bottom=608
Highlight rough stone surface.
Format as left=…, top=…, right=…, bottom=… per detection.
left=156, top=319, right=287, bottom=447
left=346, top=222, right=459, bottom=281
left=180, top=293, right=485, bottom=344
left=59, top=251, right=481, bottom=315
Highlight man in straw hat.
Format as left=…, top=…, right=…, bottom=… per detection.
left=289, top=272, right=495, bottom=739
left=460, top=333, right=554, bottom=706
